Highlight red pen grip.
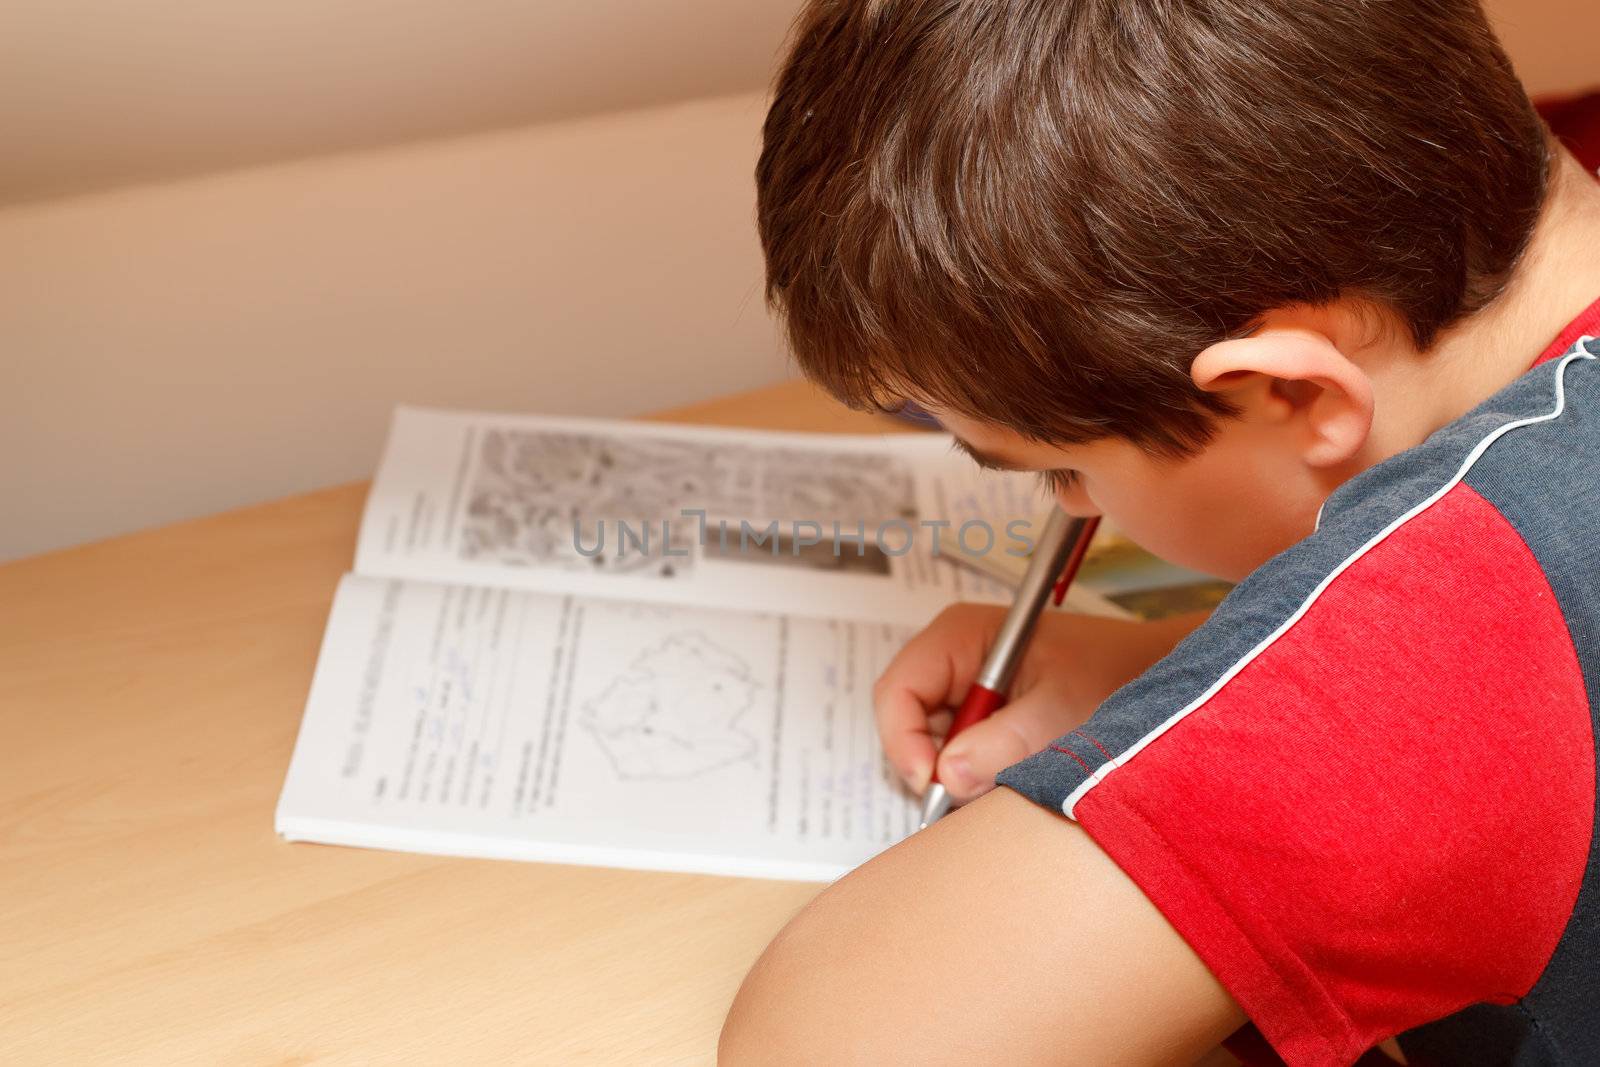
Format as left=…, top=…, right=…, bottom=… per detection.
left=948, top=683, right=1007, bottom=738
left=931, top=684, right=1007, bottom=787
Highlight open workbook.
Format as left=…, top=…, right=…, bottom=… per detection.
left=276, top=407, right=1128, bottom=882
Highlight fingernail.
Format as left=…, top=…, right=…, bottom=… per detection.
left=942, top=754, right=976, bottom=795
left=909, top=761, right=932, bottom=793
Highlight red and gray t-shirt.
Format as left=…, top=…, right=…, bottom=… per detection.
left=997, top=298, right=1600, bottom=1066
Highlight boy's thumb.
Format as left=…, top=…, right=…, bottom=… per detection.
left=935, top=703, right=1057, bottom=801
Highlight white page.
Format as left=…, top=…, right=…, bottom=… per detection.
left=277, top=574, right=923, bottom=882
left=352, top=407, right=1061, bottom=626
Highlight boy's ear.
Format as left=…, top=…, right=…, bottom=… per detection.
left=1191, top=324, right=1375, bottom=468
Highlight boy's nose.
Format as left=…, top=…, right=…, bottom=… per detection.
left=1053, top=489, right=1100, bottom=519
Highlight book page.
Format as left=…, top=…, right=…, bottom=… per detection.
left=352, top=407, right=1052, bottom=625
left=277, top=574, right=922, bottom=882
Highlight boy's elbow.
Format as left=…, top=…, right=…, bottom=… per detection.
left=719, top=905, right=863, bottom=1065
left=717, top=931, right=794, bottom=1065
left=719, top=834, right=1024, bottom=1065
left=719, top=790, right=1244, bottom=1067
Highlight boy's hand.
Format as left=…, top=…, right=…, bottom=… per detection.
left=874, top=604, right=1210, bottom=803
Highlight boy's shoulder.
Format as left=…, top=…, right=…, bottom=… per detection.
left=998, top=314, right=1600, bottom=1064
left=1319, top=321, right=1600, bottom=550
left=1003, top=314, right=1600, bottom=819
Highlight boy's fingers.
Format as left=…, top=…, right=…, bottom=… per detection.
left=873, top=685, right=942, bottom=793
left=872, top=605, right=1000, bottom=792
left=934, top=684, right=1082, bottom=802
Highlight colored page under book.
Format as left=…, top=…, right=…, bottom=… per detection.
left=277, top=574, right=919, bottom=881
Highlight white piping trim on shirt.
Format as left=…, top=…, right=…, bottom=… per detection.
left=1061, top=342, right=1598, bottom=818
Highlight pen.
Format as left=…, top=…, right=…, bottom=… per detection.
left=917, top=509, right=1101, bottom=828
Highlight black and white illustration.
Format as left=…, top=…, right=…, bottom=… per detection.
left=579, top=631, right=761, bottom=780
left=457, top=428, right=918, bottom=577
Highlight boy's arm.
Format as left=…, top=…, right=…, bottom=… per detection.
left=720, top=787, right=1244, bottom=1067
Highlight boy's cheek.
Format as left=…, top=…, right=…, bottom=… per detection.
left=1134, top=510, right=1305, bottom=582
left=1087, top=494, right=1197, bottom=572
left=1052, top=482, right=1099, bottom=517
left=1120, top=518, right=1241, bottom=579
left=1084, top=444, right=1314, bottom=580
left=1097, top=488, right=1275, bottom=582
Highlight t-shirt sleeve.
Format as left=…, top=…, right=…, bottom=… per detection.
left=996, top=484, right=1595, bottom=1066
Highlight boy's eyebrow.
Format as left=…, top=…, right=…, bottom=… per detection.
left=950, top=436, right=1030, bottom=472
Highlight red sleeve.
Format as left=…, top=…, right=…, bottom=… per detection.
left=1075, top=484, right=1594, bottom=1065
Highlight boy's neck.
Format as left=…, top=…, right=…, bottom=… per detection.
left=1374, top=149, right=1600, bottom=458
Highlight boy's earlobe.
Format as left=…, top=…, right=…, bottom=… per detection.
left=1191, top=326, right=1375, bottom=468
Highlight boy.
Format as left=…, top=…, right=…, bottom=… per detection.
left=720, top=1, right=1600, bottom=1065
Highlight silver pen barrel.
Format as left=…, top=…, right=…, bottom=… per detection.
left=973, top=509, right=1092, bottom=693
left=917, top=509, right=1096, bottom=830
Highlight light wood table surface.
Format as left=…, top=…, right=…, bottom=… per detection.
left=1, top=380, right=922, bottom=1065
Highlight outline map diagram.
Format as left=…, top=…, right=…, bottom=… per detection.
left=579, top=631, right=762, bottom=780
left=457, top=428, right=917, bottom=576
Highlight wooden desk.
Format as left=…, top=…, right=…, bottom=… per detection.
left=1, top=380, right=919, bottom=1064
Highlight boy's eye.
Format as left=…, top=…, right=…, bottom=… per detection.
left=1037, top=468, right=1081, bottom=495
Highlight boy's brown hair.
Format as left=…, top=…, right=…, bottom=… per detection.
left=757, top=0, right=1549, bottom=455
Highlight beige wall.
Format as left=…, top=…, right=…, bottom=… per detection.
left=1487, top=0, right=1600, bottom=97
left=3, top=0, right=1595, bottom=561
left=0, top=93, right=790, bottom=561
left=0, top=1, right=799, bottom=204
left=0, top=0, right=1587, bottom=206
